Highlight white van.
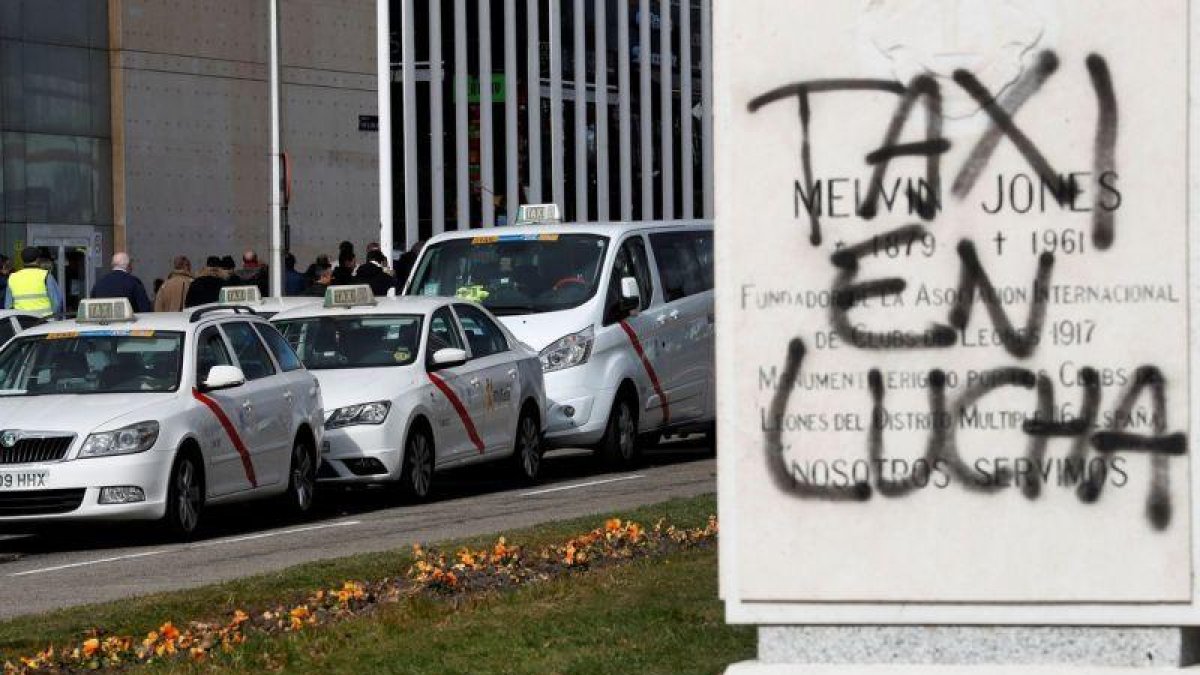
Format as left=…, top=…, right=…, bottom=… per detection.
left=404, top=220, right=714, bottom=465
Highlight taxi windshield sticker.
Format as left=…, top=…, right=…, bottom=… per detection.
left=393, top=348, right=411, bottom=363
left=44, top=329, right=156, bottom=340
left=470, top=233, right=559, bottom=245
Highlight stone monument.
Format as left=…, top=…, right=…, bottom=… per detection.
left=716, top=0, right=1199, bottom=671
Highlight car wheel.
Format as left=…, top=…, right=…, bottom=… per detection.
left=282, top=436, right=317, bottom=516
left=399, top=427, right=435, bottom=502
left=163, top=452, right=203, bottom=538
left=599, top=395, right=639, bottom=467
left=510, top=409, right=543, bottom=484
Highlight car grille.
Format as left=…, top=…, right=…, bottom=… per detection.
left=0, top=489, right=85, bottom=516
left=0, top=436, right=74, bottom=465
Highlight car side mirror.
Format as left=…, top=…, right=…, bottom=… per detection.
left=203, top=365, right=246, bottom=391
left=430, top=347, right=468, bottom=370
left=619, top=276, right=641, bottom=312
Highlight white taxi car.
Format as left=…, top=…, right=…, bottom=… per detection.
left=271, top=286, right=547, bottom=501
left=0, top=310, right=47, bottom=346
left=0, top=299, right=324, bottom=536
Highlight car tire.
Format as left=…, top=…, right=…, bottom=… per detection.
left=510, top=408, right=543, bottom=484
left=598, top=395, right=639, bottom=468
left=281, top=436, right=317, bottom=516
left=398, top=427, right=435, bottom=502
left=162, top=451, right=204, bottom=539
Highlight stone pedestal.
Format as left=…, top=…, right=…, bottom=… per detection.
left=728, top=626, right=1200, bottom=673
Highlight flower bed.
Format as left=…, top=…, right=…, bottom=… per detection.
left=4, top=515, right=717, bottom=673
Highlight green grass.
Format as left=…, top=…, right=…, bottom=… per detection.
left=0, top=494, right=751, bottom=674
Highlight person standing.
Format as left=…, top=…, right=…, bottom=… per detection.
left=233, top=249, right=269, bottom=296
left=283, top=253, right=307, bottom=296
left=4, top=247, right=61, bottom=317
left=91, top=252, right=152, bottom=312
left=185, top=256, right=228, bottom=307
left=154, top=256, right=194, bottom=312
left=0, top=255, right=12, bottom=299
left=353, top=249, right=394, bottom=296
left=393, top=239, right=425, bottom=290
left=331, top=250, right=356, bottom=286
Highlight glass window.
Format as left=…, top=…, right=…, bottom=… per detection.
left=407, top=234, right=610, bottom=316
left=222, top=322, right=276, bottom=381
left=14, top=315, right=42, bottom=330
left=274, top=315, right=423, bottom=370
left=649, top=231, right=713, bottom=302
left=254, top=323, right=303, bottom=372
left=196, top=326, right=233, bottom=383
left=0, top=331, right=183, bottom=395
left=0, top=321, right=14, bottom=346
left=453, top=304, right=509, bottom=358
left=604, top=236, right=654, bottom=324
left=427, top=307, right=464, bottom=362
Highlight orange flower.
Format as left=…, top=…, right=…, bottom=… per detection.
left=231, top=609, right=249, bottom=626
left=82, top=638, right=100, bottom=658
left=190, top=646, right=207, bottom=662
left=604, top=518, right=622, bottom=533
left=160, top=622, right=180, bottom=642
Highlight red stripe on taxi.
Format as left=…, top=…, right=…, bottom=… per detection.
left=192, top=389, right=258, bottom=488
left=427, top=372, right=486, bottom=453
left=618, top=320, right=669, bottom=425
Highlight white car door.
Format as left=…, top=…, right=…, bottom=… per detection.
left=424, top=306, right=481, bottom=462
left=221, top=321, right=290, bottom=486
left=192, top=325, right=258, bottom=496
left=605, top=235, right=671, bottom=430
left=452, top=303, right=520, bottom=455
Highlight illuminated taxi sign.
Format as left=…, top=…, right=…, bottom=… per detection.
left=515, top=203, right=562, bottom=225
left=77, top=298, right=134, bottom=324
left=219, top=286, right=262, bottom=305
left=324, top=285, right=376, bottom=308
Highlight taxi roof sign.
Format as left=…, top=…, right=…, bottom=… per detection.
left=516, top=203, right=562, bottom=225
left=78, top=298, right=135, bottom=324
left=325, top=285, right=376, bottom=308
left=219, top=286, right=262, bottom=305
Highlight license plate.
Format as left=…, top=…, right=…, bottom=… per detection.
left=0, top=470, right=48, bottom=490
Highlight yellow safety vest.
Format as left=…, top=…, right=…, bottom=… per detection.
left=8, top=268, right=52, bottom=316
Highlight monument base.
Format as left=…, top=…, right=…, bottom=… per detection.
left=727, top=626, right=1200, bottom=673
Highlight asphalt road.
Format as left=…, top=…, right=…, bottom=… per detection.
left=0, top=439, right=715, bottom=619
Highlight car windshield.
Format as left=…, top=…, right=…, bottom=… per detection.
left=274, top=315, right=423, bottom=370
left=406, top=233, right=610, bottom=315
left=0, top=331, right=184, bottom=396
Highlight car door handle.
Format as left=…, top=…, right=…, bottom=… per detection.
left=283, top=391, right=294, bottom=402
left=241, top=401, right=253, bottom=411
left=469, top=378, right=480, bottom=387
left=507, top=369, right=517, bottom=380
left=669, top=310, right=680, bottom=320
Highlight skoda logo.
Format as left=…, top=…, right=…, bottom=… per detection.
left=0, top=432, right=18, bottom=448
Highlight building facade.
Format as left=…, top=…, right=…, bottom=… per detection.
left=0, top=0, right=707, bottom=305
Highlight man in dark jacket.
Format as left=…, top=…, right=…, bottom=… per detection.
left=283, top=253, right=307, bottom=296
left=233, top=250, right=269, bottom=296
left=185, top=256, right=227, bottom=307
left=91, top=252, right=152, bottom=312
left=353, top=250, right=395, bottom=296
left=331, top=250, right=356, bottom=286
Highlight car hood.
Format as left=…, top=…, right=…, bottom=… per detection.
left=497, top=309, right=595, bottom=352
left=309, top=366, right=422, bottom=411
left=0, top=393, right=178, bottom=433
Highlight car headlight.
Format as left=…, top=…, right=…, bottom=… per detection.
left=325, top=401, right=391, bottom=429
left=78, top=422, right=160, bottom=459
left=539, top=326, right=594, bottom=373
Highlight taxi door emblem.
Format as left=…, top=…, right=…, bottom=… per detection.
left=0, top=431, right=18, bottom=448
